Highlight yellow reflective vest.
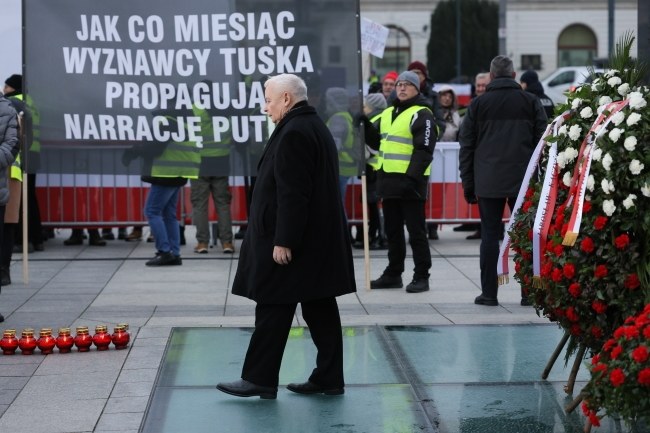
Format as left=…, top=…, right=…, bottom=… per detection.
left=192, top=105, right=230, bottom=158
left=378, top=105, right=432, bottom=176
left=367, top=112, right=382, bottom=170
left=327, top=111, right=356, bottom=177
left=151, top=118, right=200, bottom=179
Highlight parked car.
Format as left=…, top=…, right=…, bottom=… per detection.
left=540, top=66, right=604, bottom=105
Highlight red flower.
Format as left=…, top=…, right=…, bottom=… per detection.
left=522, top=201, right=532, bottom=212
left=551, top=268, right=563, bottom=282
left=603, top=338, right=617, bottom=351
left=594, top=265, right=608, bottom=279
left=639, top=368, right=650, bottom=386
left=611, top=345, right=623, bottom=359
left=614, top=233, right=630, bottom=250
left=592, top=363, right=607, bottom=373
left=592, top=300, right=607, bottom=314
left=610, top=368, right=625, bottom=387
left=553, top=244, right=564, bottom=257
left=525, top=187, right=535, bottom=199
left=562, top=263, right=575, bottom=279
left=568, top=282, right=581, bottom=298
left=570, top=324, right=582, bottom=335
left=593, top=216, right=608, bottom=230
left=527, top=229, right=533, bottom=241
left=624, top=274, right=640, bottom=290
left=591, top=354, right=600, bottom=364
left=632, top=346, right=649, bottom=363
left=589, top=412, right=601, bottom=427
left=566, top=306, right=579, bottom=322
left=541, top=262, right=553, bottom=277
left=580, top=237, right=595, bottom=253
left=591, top=326, right=603, bottom=338
left=623, top=326, right=639, bottom=339
left=582, top=200, right=592, bottom=214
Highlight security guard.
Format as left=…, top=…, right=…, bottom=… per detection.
left=368, top=71, right=436, bottom=293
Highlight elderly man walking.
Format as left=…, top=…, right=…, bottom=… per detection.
left=459, top=55, right=547, bottom=306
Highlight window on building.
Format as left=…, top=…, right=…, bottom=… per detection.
left=372, top=25, right=411, bottom=76
left=558, top=24, right=597, bottom=67
left=521, top=54, right=542, bottom=71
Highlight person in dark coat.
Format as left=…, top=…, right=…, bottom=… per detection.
left=459, top=55, right=547, bottom=306
left=217, top=74, right=356, bottom=400
left=520, top=70, right=555, bottom=118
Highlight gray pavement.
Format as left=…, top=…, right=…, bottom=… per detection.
left=0, top=225, right=547, bottom=433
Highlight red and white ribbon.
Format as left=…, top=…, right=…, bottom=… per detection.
left=497, top=111, right=570, bottom=285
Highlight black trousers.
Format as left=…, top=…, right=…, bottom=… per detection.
left=478, top=196, right=515, bottom=299
left=241, top=297, right=344, bottom=388
left=382, top=198, right=431, bottom=278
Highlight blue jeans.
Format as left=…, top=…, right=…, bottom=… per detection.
left=144, top=184, right=181, bottom=256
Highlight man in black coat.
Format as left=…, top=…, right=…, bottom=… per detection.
left=217, top=74, right=356, bottom=399
left=459, top=55, right=547, bottom=306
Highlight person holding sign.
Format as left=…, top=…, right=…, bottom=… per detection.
left=216, top=73, right=355, bottom=399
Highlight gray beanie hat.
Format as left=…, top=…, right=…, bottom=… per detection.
left=364, top=93, right=387, bottom=111
left=396, top=71, right=420, bottom=91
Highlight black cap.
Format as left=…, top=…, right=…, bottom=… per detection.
left=520, top=70, right=539, bottom=85
left=4, top=74, right=22, bottom=93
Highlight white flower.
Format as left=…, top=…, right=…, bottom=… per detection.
left=627, top=112, right=641, bottom=126
left=604, top=69, right=619, bottom=78
left=617, top=83, right=630, bottom=96
left=564, top=147, right=578, bottom=162
left=592, top=148, right=602, bottom=161
left=623, top=136, right=637, bottom=151
left=598, top=95, right=612, bottom=106
left=591, top=82, right=600, bottom=92
left=556, top=152, right=567, bottom=169
left=629, top=159, right=644, bottom=175
left=563, top=171, right=572, bottom=187
left=558, top=125, right=568, bottom=136
left=580, top=107, right=593, bottom=119
left=642, top=183, right=650, bottom=197
left=601, top=178, right=615, bottom=194
left=622, top=194, right=637, bottom=209
left=608, top=128, right=622, bottom=143
left=602, top=153, right=613, bottom=171
left=602, top=199, right=616, bottom=216
left=607, top=76, right=622, bottom=87
left=571, top=98, right=583, bottom=109
left=586, top=175, right=595, bottom=192
left=611, top=111, right=625, bottom=126
left=568, top=124, right=582, bottom=141
left=628, top=91, right=648, bottom=109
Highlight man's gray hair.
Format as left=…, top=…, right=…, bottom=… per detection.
left=264, top=74, right=308, bottom=102
left=490, top=55, right=514, bottom=78
left=475, top=72, right=490, bottom=82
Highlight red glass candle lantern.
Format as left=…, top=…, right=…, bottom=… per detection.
left=37, top=328, right=57, bottom=355
left=111, top=325, right=130, bottom=350
left=74, top=326, right=93, bottom=352
left=92, top=325, right=111, bottom=351
left=18, top=329, right=37, bottom=355
left=56, top=328, right=75, bottom=354
left=117, top=323, right=129, bottom=331
left=0, top=329, right=19, bottom=355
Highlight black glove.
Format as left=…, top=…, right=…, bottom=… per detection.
left=464, top=189, right=478, bottom=204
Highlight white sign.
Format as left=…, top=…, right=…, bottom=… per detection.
left=360, top=17, right=388, bottom=59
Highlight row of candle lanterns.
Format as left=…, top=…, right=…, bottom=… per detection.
left=0, top=324, right=130, bottom=355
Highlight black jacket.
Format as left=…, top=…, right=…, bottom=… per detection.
left=458, top=77, right=547, bottom=198
left=374, top=94, right=437, bottom=201
left=232, top=101, right=356, bottom=303
left=525, top=81, right=555, bottom=119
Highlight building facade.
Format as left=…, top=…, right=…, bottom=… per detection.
left=361, top=0, right=639, bottom=83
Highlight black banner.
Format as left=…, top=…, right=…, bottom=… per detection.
left=24, top=0, right=362, bottom=176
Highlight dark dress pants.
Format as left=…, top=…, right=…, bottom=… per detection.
left=382, top=198, right=431, bottom=278
left=477, top=197, right=515, bottom=299
left=242, top=297, right=344, bottom=388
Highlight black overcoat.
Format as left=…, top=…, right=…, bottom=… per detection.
left=232, top=102, right=356, bottom=304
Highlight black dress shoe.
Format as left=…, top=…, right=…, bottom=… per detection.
left=474, top=294, right=498, bottom=306
left=216, top=379, right=277, bottom=399
left=146, top=252, right=182, bottom=266
left=370, top=274, right=402, bottom=289
left=406, top=277, right=429, bottom=293
left=286, top=381, right=344, bottom=395
left=453, top=223, right=477, bottom=232
left=63, top=235, right=83, bottom=246
left=33, top=243, right=44, bottom=252
left=466, top=230, right=481, bottom=240
left=0, top=314, right=4, bottom=323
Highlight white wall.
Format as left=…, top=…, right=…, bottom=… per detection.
left=0, top=0, right=22, bottom=88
